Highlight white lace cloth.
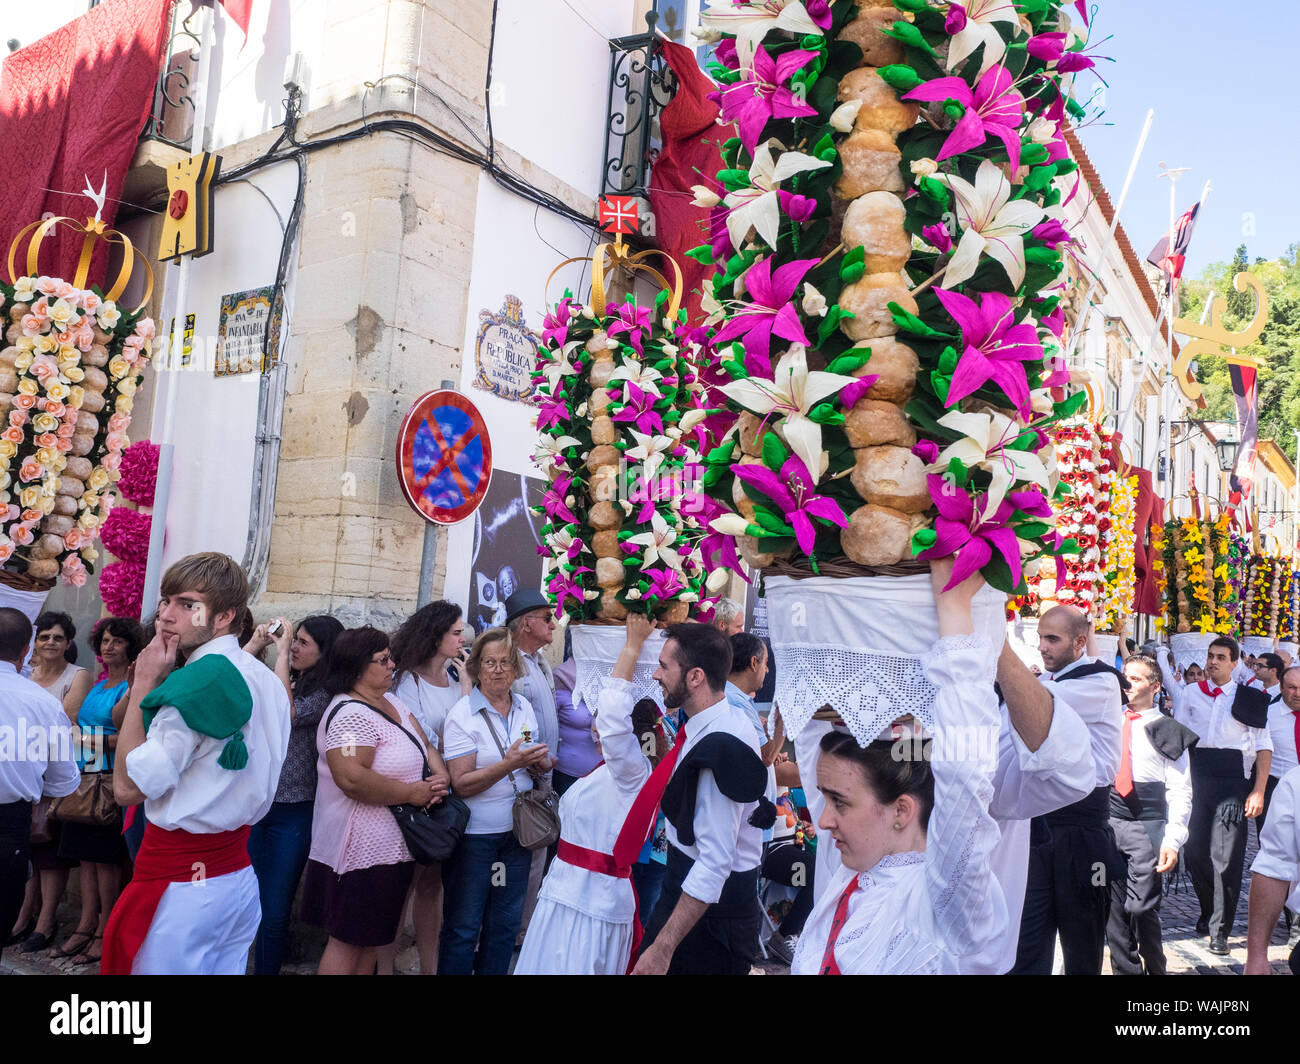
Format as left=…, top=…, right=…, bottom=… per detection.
left=765, top=574, right=1008, bottom=746
left=791, top=635, right=1008, bottom=975
left=1169, top=633, right=1216, bottom=673
left=570, top=625, right=666, bottom=713
left=1241, top=635, right=1274, bottom=657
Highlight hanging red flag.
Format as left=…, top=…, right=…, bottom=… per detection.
left=219, top=0, right=254, bottom=38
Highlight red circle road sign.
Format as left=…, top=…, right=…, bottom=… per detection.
left=396, top=390, right=493, bottom=525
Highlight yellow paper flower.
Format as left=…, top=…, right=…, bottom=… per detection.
left=17, top=377, right=37, bottom=396
left=45, top=381, right=70, bottom=402
left=87, top=468, right=110, bottom=491
left=0, top=441, right=16, bottom=460
left=18, top=485, right=42, bottom=509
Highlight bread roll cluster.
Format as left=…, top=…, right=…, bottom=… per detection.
left=832, top=2, right=928, bottom=567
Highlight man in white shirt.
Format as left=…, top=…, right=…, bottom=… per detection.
left=1245, top=765, right=1300, bottom=975
left=1105, top=653, right=1196, bottom=975
left=1162, top=635, right=1272, bottom=955
left=0, top=607, right=79, bottom=951
left=1011, top=605, right=1124, bottom=975
left=1259, top=665, right=1300, bottom=840
left=633, top=622, right=771, bottom=974
left=505, top=588, right=559, bottom=934
left=1253, top=652, right=1283, bottom=702
left=106, top=552, right=291, bottom=975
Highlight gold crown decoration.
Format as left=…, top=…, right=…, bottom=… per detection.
left=545, top=196, right=683, bottom=322
left=6, top=174, right=154, bottom=311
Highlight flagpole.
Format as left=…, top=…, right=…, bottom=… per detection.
left=1063, top=109, right=1155, bottom=367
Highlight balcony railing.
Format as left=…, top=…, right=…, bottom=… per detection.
left=601, top=12, right=678, bottom=220
left=140, top=0, right=201, bottom=150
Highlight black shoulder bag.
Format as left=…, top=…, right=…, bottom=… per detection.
left=326, top=699, right=469, bottom=864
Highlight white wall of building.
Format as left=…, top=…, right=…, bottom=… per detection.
left=442, top=173, right=598, bottom=608
left=127, top=161, right=301, bottom=568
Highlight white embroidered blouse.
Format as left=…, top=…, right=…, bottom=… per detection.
left=791, top=635, right=1008, bottom=974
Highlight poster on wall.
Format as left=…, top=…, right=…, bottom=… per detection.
left=215, top=286, right=281, bottom=376
left=473, top=294, right=541, bottom=404
left=467, top=470, right=546, bottom=637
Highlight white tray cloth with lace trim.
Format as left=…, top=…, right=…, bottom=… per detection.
left=1169, top=632, right=1216, bottom=673
left=764, top=574, right=1007, bottom=746
left=570, top=624, right=667, bottom=714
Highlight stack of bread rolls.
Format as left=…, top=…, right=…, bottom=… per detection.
left=831, top=2, right=929, bottom=567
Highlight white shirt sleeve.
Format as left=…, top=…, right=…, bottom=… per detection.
left=681, top=766, right=744, bottom=905
left=923, top=636, right=1004, bottom=955
left=125, top=704, right=203, bottom=800
left=41, top=709, right=81, bottom=799
left=1157, top=649, right=1188, bottom=720
left=1256, top=724, right=1274, bottom=753
left=594, top=678, right=650, bottom=794
left=440, top=699, right=477, bottom=762
left=991, top=691, right=1094, bottom=822
left=1251, top=770, right=1299, bottom=885
left=1161, top=751, right=1193, bottom=853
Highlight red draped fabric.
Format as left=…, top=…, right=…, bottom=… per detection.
left=648, top=41, right=722, bottom=325
left=0, top=0, right=172, bottom=283
left=1130, top=466, right=1165, bottom=616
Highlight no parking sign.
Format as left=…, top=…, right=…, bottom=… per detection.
left=396, top=390, right=493, bottom=524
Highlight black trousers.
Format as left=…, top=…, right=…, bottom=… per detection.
left=1012, top=787, right=1121, bottom=975
left=761, top=841, right=816, bottom=936
left=642, top=846, right=760, bottom=975
left=1106, top=817, right=1167, bottom=975
left=0, top=801, right=33, bottom=949
left=1186, top=748, right=1250, bottom=938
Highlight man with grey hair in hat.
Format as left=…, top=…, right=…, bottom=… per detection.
left=505, top=588, right=560, bottom=938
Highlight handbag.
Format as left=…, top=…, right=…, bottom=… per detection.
left=48, top=771, right=120, bottom=827
left=325, top=700, right=468, bottom=864
left=478, top=707, right=560, bottom=851
left=29, top=798, right=53, bottom=845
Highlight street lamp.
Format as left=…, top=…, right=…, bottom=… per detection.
left=1214, top=436, right=1240, bottom=473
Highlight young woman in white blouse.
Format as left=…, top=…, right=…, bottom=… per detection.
left=791, top=558, right=1007, bottom=975
left=381, top=601, right=472, bottom=975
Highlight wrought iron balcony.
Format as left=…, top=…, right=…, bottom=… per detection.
left=140, top=0, right=201, bottom=150
left=601, top=11, right=678, bottom=228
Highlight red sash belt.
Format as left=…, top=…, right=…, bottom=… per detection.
left=102, top=822, right=252, bottom=976
left=557, top=839, right=630, bottom=878
left=555, top=838, right=642, bottom=974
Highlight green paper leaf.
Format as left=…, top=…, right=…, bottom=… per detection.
left=826, top=351, right=872, bottom=376
left=911, top=527, right=938, bottom=554
left=721, top=359, right=749, bottom=380
left=761, top=431, right=790, bottom=471
left=885, top=20, right=937, bottom=57
left=877, top=64, right=923, bottom=93
left=685, top=244, right=715, bottom=266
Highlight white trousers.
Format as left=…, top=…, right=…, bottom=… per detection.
left=132, top=865, right=261, bottom=975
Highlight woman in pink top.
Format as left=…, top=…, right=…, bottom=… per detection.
left=300, top=627, right=450, bottom=975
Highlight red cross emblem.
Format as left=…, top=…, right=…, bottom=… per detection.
left=598, top=195, right=640, bottom=235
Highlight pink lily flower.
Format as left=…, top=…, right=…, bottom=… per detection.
left=535, top=395, right=569, bottom=432
left=935, top=288, right=1044, bottom=419
left=730, top=453, right=847, bottom=555
left=916, top=474, right=1051, bottom=590
left=547, top=566, right=591, bottom=617
left=605, top=301, right=652, bottom=356
left=611, top=381, right=665, bottom=435
left=542, top=297, right=575, bottom=348
left=716, top=46, right=820, bottom=153
left=685, top=492, right=747, bottom=579
left=711, top=256, right=819, bottom=376
left=541, top=474, right=580, bottom=526
left=645, top=566, right=687, bottom=601
left=905, top=64, right=1027, bottom=172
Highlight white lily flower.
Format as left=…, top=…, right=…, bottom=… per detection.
left=699, top=0, right=823, bottom=71
left=710, top=513, right=753, bottom=537
left=627, top=511, right=686, bottom=571
left=933, top=160, right=1044, bottom=290
left=932, top=409, right=1051, bottom=520
left=625, top=428, right=675, bottom=480
left=691, top=184, right=722, bottom=208
left=705, top=567, right=732, bottom=593
left=534, top=433, right=582, bottom=465
left=829, top=99, right=862, bottom=133
left=801, top=282, right=827, bottom=317
left=699, top=285, right=726, bottom=327
left=723, top=139, right=831, bottom=252
left=946, top=0, right=1020, bottom=75
left=679, top=408, right=708, bottom=433
left=625, top=588, right=642, bottom=601
left=546, top=526, right=588, bottom=556
left=719, top=343, right=859, bottom=478
left=541, top=339, right=583, bottom=392
left=607, top=358, right=664, bottom=397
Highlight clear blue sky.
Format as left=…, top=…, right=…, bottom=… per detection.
left=1078, top=0, right=1300, bottom=274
